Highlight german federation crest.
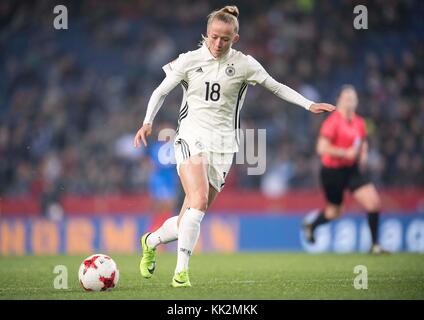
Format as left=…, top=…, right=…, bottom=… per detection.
left=225, top=64, right=235, bottom=77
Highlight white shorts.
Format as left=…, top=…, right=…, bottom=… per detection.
left=174, top=136, right=233, bottom=192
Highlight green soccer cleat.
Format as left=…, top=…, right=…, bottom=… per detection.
left=139, top=232, right=156, bottom=279
left=171, top=270, right=191, bottom=288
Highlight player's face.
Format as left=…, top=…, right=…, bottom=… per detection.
left=337, top=89, right=358, bottom=113
left=207, top=20, right=239, bottom=58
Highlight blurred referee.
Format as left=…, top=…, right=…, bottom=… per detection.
left=303, top=85, right=387, bottom=254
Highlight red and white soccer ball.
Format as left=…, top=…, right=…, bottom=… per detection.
left=78, top=254, right=119, bottom=292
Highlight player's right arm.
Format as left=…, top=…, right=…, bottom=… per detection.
left=134, top=55, right=187, bottom=148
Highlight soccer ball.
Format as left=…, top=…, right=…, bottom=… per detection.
left=78, top=254, right=119, bottom=292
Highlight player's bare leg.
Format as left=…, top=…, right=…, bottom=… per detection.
left=303, top=204, right=342, bottom=243
left=140, top=155, right=220, bottom=282
left=177, top=196, right=189, bottom=226
left=353, top=183, right=386, bottom=254
left=172, top=181, right=219, bottom=287
left=177, top=183, right=218, bottom=226
left=171, top=154, right=210, bottom=287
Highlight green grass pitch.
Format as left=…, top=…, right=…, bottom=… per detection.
left=1, top=253, right=423, bottom=299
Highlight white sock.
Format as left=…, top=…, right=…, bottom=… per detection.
left=146, top=216, right=179, bottom=249
left=175, top=208, right=205, bottom=274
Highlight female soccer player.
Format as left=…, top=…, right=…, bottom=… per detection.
left=303, top=85, right=386, bottom=254
left=134, top=5, right=335, bottom=287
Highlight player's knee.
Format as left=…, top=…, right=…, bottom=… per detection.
left=325, top=206, right=341, bottom=220
left=188, top=191, right=209, bottom=212
left=367, top=196, right=381, bottom=212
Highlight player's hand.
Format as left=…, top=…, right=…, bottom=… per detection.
left=134, top=123, right=152, bottom=148
left=359, top=155, right=368, bottom=173
left=309, top=103, right=336, bottom=114
left=344, top=146, right=359, bottom=160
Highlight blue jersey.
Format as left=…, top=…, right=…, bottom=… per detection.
left=147, top=142, right=178, bottom=200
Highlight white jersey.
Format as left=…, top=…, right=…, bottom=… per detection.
left=143, top=43, right=314, bottom=153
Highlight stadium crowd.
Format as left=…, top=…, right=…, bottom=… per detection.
left=1, top=0, right=423, bottom=201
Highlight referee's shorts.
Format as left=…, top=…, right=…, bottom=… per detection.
left=320, top=164, right=371, bottom=205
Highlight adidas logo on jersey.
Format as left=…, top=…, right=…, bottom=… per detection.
left=196, top=67, right=203, bottom=73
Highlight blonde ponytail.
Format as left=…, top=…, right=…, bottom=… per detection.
left=207, top=5, right=240, bottom=33
left=221, top=5, right=239, bottom=19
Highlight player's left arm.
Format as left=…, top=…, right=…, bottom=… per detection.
left=358, top=118, right=369, bottom=172
left=359, top=140, right=369, bottom=172
left=245, top=55, right=335, bottom=113
left=260, top=76, right=335, bottom=113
